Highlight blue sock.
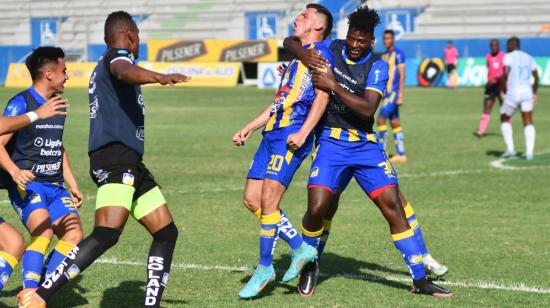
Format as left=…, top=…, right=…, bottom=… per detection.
left=393, top=127, right=405, bottom=156
left=404, top=203, right=428, bottom=255
left=0, top=251, right=18, bottom=290
left=316, top=219, right=332, bottom=260
left=392, top=229, right=426, bottom=281
left=278, top=209, right=303, bottom=250
left=258, top=211, right=281, bottom=267
left=301, top=225, right=323, bottom=250
left=22, top=236, right=50, bottom=288
left=45, top=240, right=76, bottom=279
left=378, top=125, right=388, bottom=150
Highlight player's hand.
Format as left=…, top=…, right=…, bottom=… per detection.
left=312, top=68, right=336, bottom=92
left=277, top=63, right=287, bottom=77
left=298, top=49, right=327, bottom=70
left=397, top=96, right=404, bottom=106
left=233, top=126, right=253, bottom=146
left=10, top=169, right=34, bottom=187
left=287, top=132, right=306, bottom=151
left=158, top=73, right=191, bottom=86
left=35, top=96, right=68, bottom=120
left=69, top=185, right=84, bottom=208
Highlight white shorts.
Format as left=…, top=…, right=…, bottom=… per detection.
left=500, top=97, right=534, bottom=117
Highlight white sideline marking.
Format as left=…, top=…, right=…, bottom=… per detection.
left=96, top=257, right=550, bottom=295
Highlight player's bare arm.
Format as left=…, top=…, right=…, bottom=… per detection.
left=0, top=133, right=34, bottom=187
left=397, top=63, right=405, bottom=105
left=0, top=96, right=68, bottom=135
left=287, top=88, right=330, bottom=150
left=312, top=68, right=382, bottom=118
left=283, top=36, right=327, bottom=70
left=109, top=59, right=191, bottom=85
left=62, top=150, right=83, bottom=208
left=232, top=102, right=273, bottom=146
left=532, top=69, right=539, bottom=103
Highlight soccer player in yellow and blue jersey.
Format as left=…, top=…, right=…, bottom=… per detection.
left=233, top=4, right=334, bottom=299
left=285, top=6, right=452, bottom=297
left=378, top=30, right=407, bottom=163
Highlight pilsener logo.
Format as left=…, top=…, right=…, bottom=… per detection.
left=156, top=41, right=207, bottom=62
left=220, top=41, right=270, bottom=62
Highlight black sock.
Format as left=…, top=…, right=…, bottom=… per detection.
left=144, top=223, right=178, bottom=307
left=37, top=227, right=120, bottom=301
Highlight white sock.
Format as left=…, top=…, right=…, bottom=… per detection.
left=524, top=124, right=535, bottom=156
left=501, top=122, right=514, bottom=152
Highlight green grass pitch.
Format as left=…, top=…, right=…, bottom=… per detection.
left=0, top=86, right=549, bottom=307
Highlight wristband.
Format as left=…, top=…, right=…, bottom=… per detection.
left=26, top=111, right=39, bottom=123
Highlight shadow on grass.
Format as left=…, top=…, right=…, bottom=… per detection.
left=47, top=276, right=89, bottom=307
left=237, top=251, right=411, bottom=300
left=99, top=280, right=188, bottom=307
left=486, top=149, right=524, bottom=157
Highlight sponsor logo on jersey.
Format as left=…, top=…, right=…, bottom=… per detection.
left=90, top=95, right=99, bottom=119
left=34, top=138, right=62, bottom=149
left=40, top=149, right=63, bottom=157
left=35, top=124, right=64, bottom=130
left=220, top=41, right=271, bottom=62
left=156, top=41, right=206, bottom=62
left=32, top=162, right=61, bottom=176
left=30, top=194, right=42, bottom=204
left=310, top=167, right=319, bottom=178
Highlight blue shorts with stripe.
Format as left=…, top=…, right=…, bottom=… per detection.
left=308, top=136, right=398, bottom=197
left=8, top=182, right=78, bottom=226
left=247, top=125, right=313, bottom=188
left=379, top=91, right=399, bottom=120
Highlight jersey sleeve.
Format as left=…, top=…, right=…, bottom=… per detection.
left=317, top=46, right=335, bottom=69
left=396, top=50, right=406, bottom=65
left=3, top=95, right=27, bottom=117
left=104, top=48, right=135, bottom=70
left=365, top=60, right=389, bottom=96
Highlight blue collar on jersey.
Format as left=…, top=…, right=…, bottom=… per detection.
left=342, top=46, right=372, bottom=65
left=28, top=87, right=46, bottom=105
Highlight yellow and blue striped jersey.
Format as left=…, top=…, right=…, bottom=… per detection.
left=382, top=47, right=405, bottom=94
left=264, top=42, right=334, bottom=132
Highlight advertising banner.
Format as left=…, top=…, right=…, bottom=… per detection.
left=5, top=63, right=95, bottom=88
left=6, top=62, right=240, bottom=88
left=147, top=39, right=278, bottom=63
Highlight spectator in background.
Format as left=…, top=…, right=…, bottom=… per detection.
left=444, top=41, right=459, bottom=88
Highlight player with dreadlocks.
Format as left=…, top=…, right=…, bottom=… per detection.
left=283, top=5, right=453, bottom=297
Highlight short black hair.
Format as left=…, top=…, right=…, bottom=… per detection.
left=306, top=3, right=333, bottom=38
left=384, top=29, right=395, bottom=36
left=104, top=11, right=135, bottom=40
left=25, top=46, right=65, bottom=81
left=508, top=36, right=520, bottom=48
left=347, top=5, right=380, bottom=35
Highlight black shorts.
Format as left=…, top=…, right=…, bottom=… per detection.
left=89, top=142, right=158, bottom=200
left=446, top=63, right=456, bottom=73
left=484, top=81, right=503, bottom=101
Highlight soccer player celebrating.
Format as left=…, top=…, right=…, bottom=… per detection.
left=0, top=47, right=84, bottom=304
left=474, top=39, right=505, bottom=138
left=0, top=83, right=68, bottom=292
left=24, top=11, right=190, bottom=307
left=285, top=6, right=452, bottom=297
left=377, top=30, right=407, bottom=163
left=500, top=37, right=539, bottom=160
left=444, top=41, right=458, bottom=88
left=233, top=4, right=334, bottom=299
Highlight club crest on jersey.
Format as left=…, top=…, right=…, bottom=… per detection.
left=30, top=194, right=42, bottom=204
left=310, top=167, right=319, bottom=178
left=136, top=126, right=145, bottom=141
left=122, top=173, right=135, bottom=186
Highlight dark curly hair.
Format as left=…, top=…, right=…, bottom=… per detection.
left=348, top=5, right=381, bottom=35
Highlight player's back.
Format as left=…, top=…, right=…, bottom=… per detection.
left=265, top=42, right=334, bottom=132
left=504, top=50, right=536, bottom=99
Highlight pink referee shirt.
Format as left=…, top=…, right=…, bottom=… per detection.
left=444, top=47, right=458, bottom=65
left=486, top=51, right=505, bottom=82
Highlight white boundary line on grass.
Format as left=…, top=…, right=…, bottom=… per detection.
left=96, top=257, right=550, bottom=295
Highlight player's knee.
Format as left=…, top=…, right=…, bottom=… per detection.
left=61, top=228, right=84, bottom=245
left=152, top=222, right=178, bottom=244
left=91, top=226, right=121, bottom=250
left=242, top=194, right=260, bottom=212
left=1, top=232, right=26, bottom=258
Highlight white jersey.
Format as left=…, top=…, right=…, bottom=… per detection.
left=503, top=50, right=537, bottom=101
